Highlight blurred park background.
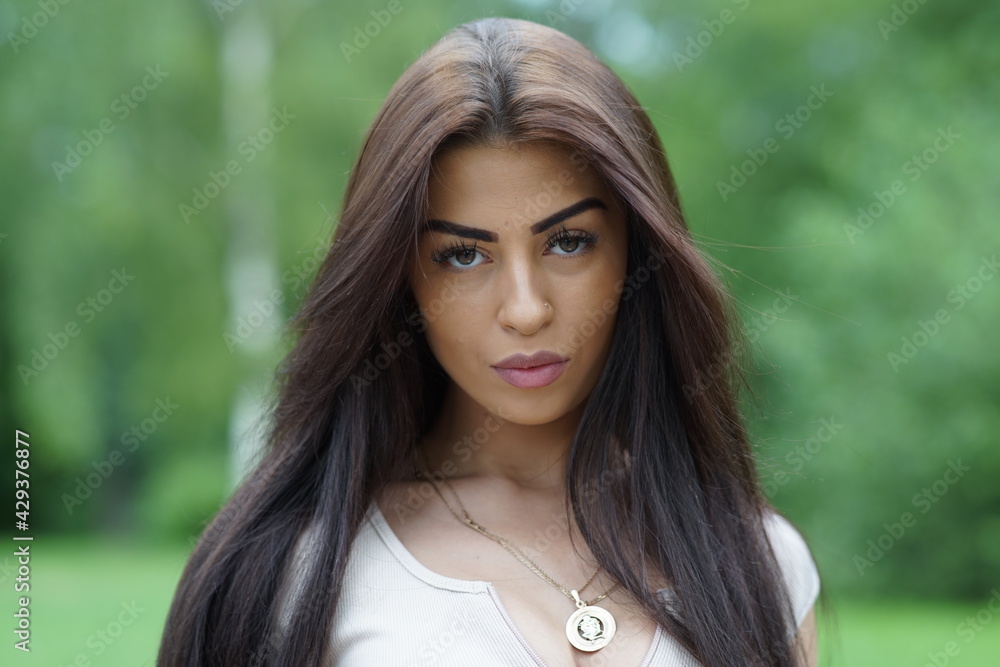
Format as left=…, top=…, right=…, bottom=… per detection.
left=1, top=0, right=997, bottom=664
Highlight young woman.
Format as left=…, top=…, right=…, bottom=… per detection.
left=158, top=16, right=820, bottom=667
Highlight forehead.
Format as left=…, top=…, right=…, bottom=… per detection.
left=425, top=142, right=609, bottom=226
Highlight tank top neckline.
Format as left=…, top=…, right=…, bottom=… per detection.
left=365, top=501, right=665, bottom=666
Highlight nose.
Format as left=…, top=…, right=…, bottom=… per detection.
left=496, top=260, right=552, bottom=335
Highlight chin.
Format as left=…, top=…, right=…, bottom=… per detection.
left=489, top=393, right=582, bottom=427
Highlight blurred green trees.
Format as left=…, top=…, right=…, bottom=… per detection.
left=1, top=0, right=996, bottom=602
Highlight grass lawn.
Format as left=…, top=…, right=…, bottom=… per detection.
left=4, top=535, right=191, bottom=667
left=819, top=593, right=1000, bottom=666
left=3, top=535, right=997, bottom=665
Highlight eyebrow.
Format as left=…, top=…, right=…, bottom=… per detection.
left=421, top=196, right=608, bottom=242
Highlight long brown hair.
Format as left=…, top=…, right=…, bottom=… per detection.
left=158, top=16, right=806, bottom=666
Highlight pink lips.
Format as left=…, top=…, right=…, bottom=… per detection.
left=492, top=351, right=569, bottom=389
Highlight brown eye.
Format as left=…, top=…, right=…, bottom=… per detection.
left=430, top=240, right=488, bottom=271
left=558, top=237, right=581, bottom=253
left=547, top=229, right=599, bottom=257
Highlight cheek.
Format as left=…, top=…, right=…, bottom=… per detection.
left=561, top=261, right=625, bottom=357
left=422, top=308, right=461, bottom=352
left=570, top=257, right=626, bottom=311
left=422, top=314, right=485, bottom=387
left=410, top=266, right=451, bottom=332
left=412, top=281, right=480, bottom=367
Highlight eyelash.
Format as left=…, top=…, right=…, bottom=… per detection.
left=430, top=227, right=600, bottom=271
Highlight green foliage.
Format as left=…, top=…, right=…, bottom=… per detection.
left=1, top=0, right=995, bottom=605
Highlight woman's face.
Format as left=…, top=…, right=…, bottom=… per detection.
left=408, top=141, right=629, bottom=425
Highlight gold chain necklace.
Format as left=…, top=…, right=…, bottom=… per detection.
left=413, top=449, right=618, bottom=652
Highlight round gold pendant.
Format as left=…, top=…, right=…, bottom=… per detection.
left=566, top=605, right=616, bottom=652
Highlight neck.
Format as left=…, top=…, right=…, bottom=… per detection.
left=418, top=382, right=585, bottom=494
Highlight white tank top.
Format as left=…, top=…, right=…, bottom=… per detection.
left=277, top=502, right=820, bottom=666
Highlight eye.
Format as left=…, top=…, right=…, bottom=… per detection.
left=546, top=228, right=599, bottom=257
left=429, top=228, right=600, bottom=272
left=430, top=240, right=488, bottom=270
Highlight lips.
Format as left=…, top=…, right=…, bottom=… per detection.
left=492, top=351, right=569, bottom=389
left=493, top=351, right=568, bottom=369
